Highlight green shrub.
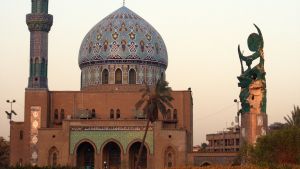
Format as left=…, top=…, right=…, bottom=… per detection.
left=8, top=166, right=79, bottom=169
left=251, top=127, right=300, bottom=166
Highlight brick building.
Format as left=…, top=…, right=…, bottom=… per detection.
left=10, top=1, right=193, bottom=169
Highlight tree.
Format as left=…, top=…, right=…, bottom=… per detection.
left=284, top=105, right=300, bottom=127
left=200, top=143, right=208, bottom=151
left=250, top=127, right=300, bottom=166
left=135, top=79, right=174, bottom=169
left=269, top=122, right=285, bottom=132
left=0, top=137, right=9, bottom=168
left=245, top=106, right=300, bottom=167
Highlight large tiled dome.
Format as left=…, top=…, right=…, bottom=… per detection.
left=78, top=6, right=168, bottom=69
left=78, top=6, right=168, bottom=90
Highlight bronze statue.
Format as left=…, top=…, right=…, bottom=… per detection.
left=237, top=24, right=266, bottom=114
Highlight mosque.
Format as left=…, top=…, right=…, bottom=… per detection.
left=9, top=0, right=194, bottom=168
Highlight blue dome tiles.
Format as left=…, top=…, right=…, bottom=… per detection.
left=78, top=6, right=168, bottom=69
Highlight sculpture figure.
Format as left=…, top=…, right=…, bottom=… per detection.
left=237, top=24, right=267, bottom=115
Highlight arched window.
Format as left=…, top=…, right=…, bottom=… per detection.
left=167, top=109, right=171, bottom=120
left=19, top=130, right=23, bottom=140
left=48, top=147, right=59, bottom=167
left=34, top=58, right=39, bottom=76
left=102, top=69, right=109, bottom=84
left=110, top=109, right=114, bottom=119
left=54, top=109, right=58, bottom=120
left=165, top=147, right=175, bottom=168
left=41, top=58, right=46, bottom=77
left=129, top=69, right=136, bottom=84
left=173, top=109, right=178, bottom=120
left=115, top=68, right=122, bottom=84
left=116, top=109, right=120, bottom=119
left=60, top=109, right=65, bottom=120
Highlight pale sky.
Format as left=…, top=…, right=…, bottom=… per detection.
left=0, top=0, right=299, bottom=145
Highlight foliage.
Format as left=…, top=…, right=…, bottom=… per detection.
left=0, top=137, right=9, bottom=168
left=200, top=143, right=207, bottom=149
left=135, top=79, right=173, bottom=169
left=135, top=79, right=174, bottom=122
left=269, top=122, right=286, bottom=131
left=234, top=141, right=254, bottom=166
left=250, top=127, right=300, bottom=166
left=9, top=166, right=79, bottom=169
left=200, top=143, right=208, bottom=150
left=165, top=165, right=300, bottom=169
left=284, top=105, right=300, bottom=127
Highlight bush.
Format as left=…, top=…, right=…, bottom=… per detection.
left=0, top=137, right=9, bottom=168
left=8, top=166, right=79, bottom=169
left=250, top=127, right=300, bottom=166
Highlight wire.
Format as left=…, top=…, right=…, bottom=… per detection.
left=197, top=104, right=235, bottom=121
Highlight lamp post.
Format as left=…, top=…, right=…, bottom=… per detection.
left=234, top=99, right=241, bottom=150
left=5, top=99, right=17, bottom=123
left=234, top=99, right=240, bottom=125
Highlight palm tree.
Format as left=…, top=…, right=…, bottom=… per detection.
left=284, top=105, right=300, bottom=127
left=134, top=79, right=174, bottom=169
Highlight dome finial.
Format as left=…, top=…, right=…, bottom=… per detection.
left=123, top=0, right=125, bottom=6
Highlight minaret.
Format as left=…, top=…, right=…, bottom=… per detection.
left=24, top=0, right=53, bottom=166
left=26, top=0, right=53, bottom=89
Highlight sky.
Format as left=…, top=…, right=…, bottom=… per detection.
left=0, top=0, right=299, bottom=145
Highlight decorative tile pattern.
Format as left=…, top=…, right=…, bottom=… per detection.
left=81, top=64, right=162, bottom=88
left=70, top=130, right=154, bottom=155
left=30, top=106, right=41, bottom=165
left=78, top=6, right=168, bottom=69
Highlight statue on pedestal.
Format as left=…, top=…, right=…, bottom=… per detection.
left=237, top=24, right=267, bottom=144
left=238, top=24, right=266, bottom=115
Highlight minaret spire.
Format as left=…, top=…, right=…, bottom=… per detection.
left=26, top=0, right=53, bottom=89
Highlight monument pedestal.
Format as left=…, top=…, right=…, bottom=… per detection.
left=241, top=112, right=268, bottom=144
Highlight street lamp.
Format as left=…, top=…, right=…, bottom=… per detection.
left=5, top=99, right=17, bottom=122
left=234, top=99, right=240, bottom=124
left=234, top=99, right=241, bottom=150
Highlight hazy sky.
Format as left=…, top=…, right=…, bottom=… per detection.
left=0, top=0, right=299, bottom=144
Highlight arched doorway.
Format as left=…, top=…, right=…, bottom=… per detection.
left=200, top=162, right=211, bottom=167
left=129, top=142, right=147, bottom=169
left=102, top=142, right=121, bottom=169
left=76, top=142, right=95, bottom=169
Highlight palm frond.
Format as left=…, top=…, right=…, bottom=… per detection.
left=157, top=101, right=167, bottom=118
left=159, top=96, right=174, bottom=108
left=136, top=79, right=173, bottom=122
left=284, top=115, right=294, bottom=126
left=284, top=105, right=300, bottom=127
left=135, top=99, right=145, bottom=109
